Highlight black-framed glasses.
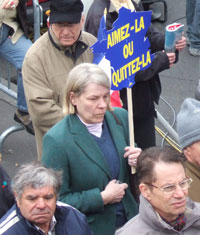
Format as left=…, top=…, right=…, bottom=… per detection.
left=144, top=177, right=193, bottom=195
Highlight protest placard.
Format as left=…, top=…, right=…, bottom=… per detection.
left=91, top=7, right=154, bottom=173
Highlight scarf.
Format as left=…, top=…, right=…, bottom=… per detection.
left=165, top=213, right=186, bottom=231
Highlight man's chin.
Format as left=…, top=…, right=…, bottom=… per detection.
left=171, top=203, right=186, bottom=216
left=60, top=39, right=75, bottom=47
left=32, top=214, right=51, bottom=224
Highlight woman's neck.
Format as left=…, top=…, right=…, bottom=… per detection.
left=77, top=114, right=103, bottom=137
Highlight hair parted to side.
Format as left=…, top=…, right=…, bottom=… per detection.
left=12, top=162, right=62, bottom=200
left=63, top=63, right=112, bottom=115
left=136, top=146, right=186, bottom=185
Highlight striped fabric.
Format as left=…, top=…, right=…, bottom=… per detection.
left=0, top=209, right=19, bottom=234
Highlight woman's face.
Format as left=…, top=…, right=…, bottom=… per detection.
left=70, top=83, right=110, bottom=124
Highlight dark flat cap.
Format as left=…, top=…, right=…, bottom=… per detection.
left=50, top=0, right=84, bottom=24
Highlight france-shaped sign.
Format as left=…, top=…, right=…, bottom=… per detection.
left=91, top=7, right=154, bottom=90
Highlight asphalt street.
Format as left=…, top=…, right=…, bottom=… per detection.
left=0, top=0, right=199, bottom=178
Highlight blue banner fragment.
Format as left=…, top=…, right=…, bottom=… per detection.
left=91, top=7, right=154, bottom=90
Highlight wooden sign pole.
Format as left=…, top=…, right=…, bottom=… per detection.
left=127, top=87, right=136, bottom=174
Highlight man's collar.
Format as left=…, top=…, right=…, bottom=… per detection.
left=150, top=199, right=188, bottom=231
left=49, top=215, right=57, bottom=232
left=34, top=215, right=57, bottom=234
left=16, top=205, right=57, bottom=234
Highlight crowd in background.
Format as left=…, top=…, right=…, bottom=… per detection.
left=0, top=0, right=200, bottom=234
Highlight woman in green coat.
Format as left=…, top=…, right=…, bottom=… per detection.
left=42, top=63, right=141, bottom=235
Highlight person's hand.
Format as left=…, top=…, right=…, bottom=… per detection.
left=175, top=36, right=186, bottom=51
left=166, top=52, right=176, bottom=68
left=123, top=146, right=142, bottom=166
left=1, top=0, right=19, bottom=9
left=101, top=179, right=128, bottom=205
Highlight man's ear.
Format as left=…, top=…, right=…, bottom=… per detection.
left=183, top=147, right=192, bottom=162
left=139, top=183, right=151, bottom=201
left=80, top=14, right=85, bottom=28
left=14, top=192, right=20, bottom=207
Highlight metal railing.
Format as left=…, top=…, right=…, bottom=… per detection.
left=155, top=96, right=181, bottom=153
left=0, top=0, right=42, bottom=158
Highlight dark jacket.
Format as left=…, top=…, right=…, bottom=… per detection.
left=0, top=165, right=15, bottom=219
left=85, top=0, right=170, bottom=120
left=16, top=0, right=29, bottom=36
left=42, top=108, right=139, bottom=235
left=0, top=201, right=92, bottom=235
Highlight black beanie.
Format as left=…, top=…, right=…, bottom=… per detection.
left=49, top=0, right=84, bottom=24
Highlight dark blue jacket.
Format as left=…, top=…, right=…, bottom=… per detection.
left=0, top=201, right=92, bottom=235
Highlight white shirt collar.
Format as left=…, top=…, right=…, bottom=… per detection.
left=77, top=114, right=103, bottom=137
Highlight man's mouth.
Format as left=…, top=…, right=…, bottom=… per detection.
left=171, top=199, right=186, bottom=208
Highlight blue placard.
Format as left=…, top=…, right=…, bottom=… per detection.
left=91, top=7, right=154, bottom=90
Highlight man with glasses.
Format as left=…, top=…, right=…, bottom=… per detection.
left=116, top=146, right=200, bottom=234
left=22, top=0, right=96, bottom=160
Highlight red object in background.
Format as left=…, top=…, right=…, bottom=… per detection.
left=26, top=0, right=48, bottom=7
left=110, top=91, right=122, bottom=108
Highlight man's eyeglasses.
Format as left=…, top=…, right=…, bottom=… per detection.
left=53, top=23, right=78, bottom=30
left=145, top=177, right=193, bottom=195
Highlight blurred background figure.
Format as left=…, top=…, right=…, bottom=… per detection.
left=42, top=63, right=141, bottom=235
left=177, top=98, right=200, bottom=202
left=0, top=164, right=14, bottom=219
left=195, top=80, right=200, bottom=101
left=0, top=0, right=33, bottom=134
left=186, top=0, right=200, bottom=56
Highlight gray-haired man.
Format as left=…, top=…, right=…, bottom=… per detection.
left=0, top=162, right=92, bottom=235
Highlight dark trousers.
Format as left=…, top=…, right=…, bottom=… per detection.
left=134, top=115, right=156, bottom=150
left=129, top=115, right=156, bottom=202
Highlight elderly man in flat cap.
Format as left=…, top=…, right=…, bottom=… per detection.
left=22, top=0, right=96, bottom=160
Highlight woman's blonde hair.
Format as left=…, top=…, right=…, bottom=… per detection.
left=63, top=63, right=112, bottom=115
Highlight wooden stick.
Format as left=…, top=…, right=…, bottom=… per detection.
left=127, top=88, right=136, bottom=174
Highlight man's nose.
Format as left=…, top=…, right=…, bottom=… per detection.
left=173, top=185, right=186, bottom=197
left=36, top=198, right=46, bottom=209
left=62, top=26, right=70, bottom=34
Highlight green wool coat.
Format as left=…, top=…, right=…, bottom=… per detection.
left=42, top=108, right=138, bottom=235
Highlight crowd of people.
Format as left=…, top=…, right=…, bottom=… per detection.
left=0, top=0, right=200, bottom=234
